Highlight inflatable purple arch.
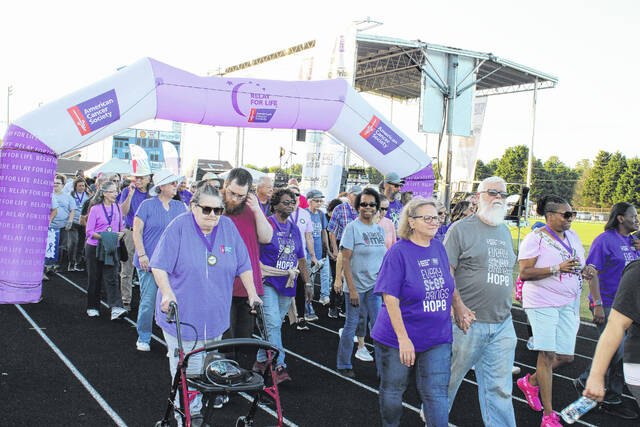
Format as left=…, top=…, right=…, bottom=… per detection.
left=0, top=57, right=433, bottom=303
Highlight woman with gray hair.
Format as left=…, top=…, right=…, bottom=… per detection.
left=85, top=180, right=126, bottom=319
left=371, top=197, right=455, bottom=427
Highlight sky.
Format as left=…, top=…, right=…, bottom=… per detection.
left=1, top=0, right=638, bottom=170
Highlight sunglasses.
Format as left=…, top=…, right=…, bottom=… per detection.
left=411, top=215, right=440, bottom=224
left=198, top=204, right=224, bottom=216
left=359, top=202, right=377, bottom=208
left=551, top=210, right=577, bottom=220
left=291, top=193, right=300, bottom=197
left=480, top=189, right=509, bottom=198
left=379, top=207, right=389, bottom=212
left=280, top=200, right=296, bottom=206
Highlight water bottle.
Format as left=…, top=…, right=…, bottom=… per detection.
left=560, top=396, right=598, bottom=424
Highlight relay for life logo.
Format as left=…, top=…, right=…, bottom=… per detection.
left=67, top=89, right=120, bottom=136
left=229, top=81, right=278, bottom=123
left=359, top=115, right=404, bottom=155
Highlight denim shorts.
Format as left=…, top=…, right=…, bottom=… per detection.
left=525, top=302, right=579, bottom=355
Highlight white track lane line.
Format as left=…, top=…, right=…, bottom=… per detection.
left=56, top=273, right=299, bottom=427
left=15, top=304, right=128, bottom=427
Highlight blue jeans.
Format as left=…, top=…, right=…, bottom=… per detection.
left=256, top=284, right=291, bottom=368
left=376, top=341, right=451, bottom=427
left=136, top=269, right=157, bottom=344
left=336, top=289, right=381, bottom=369
left=447, top=316, right=517, bottom=427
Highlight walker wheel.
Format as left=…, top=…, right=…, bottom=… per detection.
left=235, top=416, right=251, bottom=426
left=154, top=421, right=170, bottom=427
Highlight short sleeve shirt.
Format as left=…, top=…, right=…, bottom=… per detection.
left=151, top=213, right=251, bottom=341
left=587, top=229, right=640, bottom=306
left=51, top=192, right=76, bottom=229
left=70, top=192, right=89, bottom=224
left=133, top=197, right=187, bottom=269
left=259, top=216, right=305, bottom=297
left=612, top=260, right=640, bottom=364
left=385, top=199, right=404, bottom=229
left=444, top=214, right=516, bottom=323
left=289, top=207, right=313, bottom=255
left=372, top=239, right=454, bottom=352
left=518, top=228, right=585, bottom=308
left=120, top=187, right=149, bottom=227
left=327, top=202, right=358, bottom=241
left=340, top=219, right=386, bottom=293
left=307, top=209, right=327, bottom=258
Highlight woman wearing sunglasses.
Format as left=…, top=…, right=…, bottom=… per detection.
left=150, top=183, right=261, bottom=426
left=516, top=195, right=588, bottom=427
left=336, top=188, right=386, bottom=378
left=371, top=197, right=454, bottom=426
left=131, top=169, right=187, bottom=352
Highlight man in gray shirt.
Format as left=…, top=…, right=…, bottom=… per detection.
left=445, top=176, right=518, bottom=427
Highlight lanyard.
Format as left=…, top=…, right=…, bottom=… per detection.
left=291, top=207, right=300, bottom=226
left=544, top=225, right=574, bottom=256
left=260, top=201, right=270, bottom=215
left=101, top=203, right=114, bottom=228
left=615, top=230, right=640, bottom=258
left=74, top=192, right=85, bottom=205
left=191, top=213, right=219, bottom=252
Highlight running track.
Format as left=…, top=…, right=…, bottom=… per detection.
left=1, top=271, right=638, bottom=426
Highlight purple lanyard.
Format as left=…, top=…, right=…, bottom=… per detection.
left=101, top=203, right=114, bottom=228
left=191, top=213, right=219, bottom=252
left=545, top=225, right=574, bottom=256
left=290, top=207, right=300, bottom=226
left=74, top=192, right=85, bottom=205
left=260, top=201, right=270, bottom=215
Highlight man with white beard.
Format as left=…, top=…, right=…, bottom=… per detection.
left=444, top=176, right=518, bottom=427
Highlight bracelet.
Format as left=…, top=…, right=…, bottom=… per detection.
left=590, top=300, right=603, bottom=307
left=549, top=264, right=560, bottom=276
left=139, top=254, right=147, bottom=258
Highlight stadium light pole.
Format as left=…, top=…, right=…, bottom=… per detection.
left=216, top=130, right=222, bottom=160
left=6, top=85, right=13, bottom=130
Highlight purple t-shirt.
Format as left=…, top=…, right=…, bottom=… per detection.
left=179, top=190, right=193, bottom=206
left=587, top=229, right=640, bottom=306
left=371, top=239, right=454, bottom=352
left=151, top=213, right=251, bottom=340
left=260, top=215, right=305, bottom=297
left=133, top=197, right=187, bottom=269
left=385, top=199, right=403, bottom=228
left=120, top=187, right=150, bottom=227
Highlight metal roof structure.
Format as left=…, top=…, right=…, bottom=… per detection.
left=355, top=34, right=558, bottom=99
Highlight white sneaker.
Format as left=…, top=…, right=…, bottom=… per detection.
left=319, top=296, right=330, bottom=305
left=337, top=328, right=359, bottom=343
left=136, top=341, right=150, bottom=352
left=355, top=347, right=374, bottom=362
left=87, top=309, right=99, bottom=317
left=111, top=307, right=127, bottom=320
left=512, top=365, right=521, bottom=375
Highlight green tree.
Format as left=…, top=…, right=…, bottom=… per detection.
left=364, top=166, right=384, bottom=185
left=244, top=163, right=269, bottom=173
left=495, top=145, right=529, bottom=193
left=582, top=151, right=611, bottom=207
left=599, top=152, right=626, bottom=207
left=540, top=156, right=579, bottom=203
left=571, top=159, right=591, bottom=208
left=529, top=158, right=548, bottom=202
left=474, top=159, right=494, bottom=182
left=614, top=158, right=640, bottom=205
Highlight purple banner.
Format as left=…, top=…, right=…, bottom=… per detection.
left=67, top=89, right=120, bottom=136
left=0, top=125, right=57, bottom=303
left=402, top=164, right=436, bottom=198
left=359, top=115, right=404, bottom=155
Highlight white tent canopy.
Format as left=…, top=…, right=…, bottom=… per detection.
left=219, top=166, right=268, bottom=182
left=85, top=158, right=132, bottom=178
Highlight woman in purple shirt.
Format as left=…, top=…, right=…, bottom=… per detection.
left=575, top=202, right=640, bottom=419
left=371, top=197, right=455, bottom=427
left=85, top=181, right=126, bottom=320
left=132, top=169, right=187, bottom=352
left=150, top=184, right=261, bottom=426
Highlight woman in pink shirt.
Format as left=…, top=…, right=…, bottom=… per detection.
left=377, top=195, right=397, bottom=250
left=85, top=181, right=126, bottom=320
left=515, top=195, right=590, bottom=427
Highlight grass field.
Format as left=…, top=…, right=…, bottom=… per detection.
left=509, top=221, right=606, bottom=321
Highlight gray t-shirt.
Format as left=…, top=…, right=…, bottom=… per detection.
left=444, top=214, right=516, bottom=323
left=340, top=219, right=386, bottom=293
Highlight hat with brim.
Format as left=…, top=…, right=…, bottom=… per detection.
left=384, top=172, right=405, bottom=185
left=347, top=185, right=362, bottom=195
left=150, top=169, right=184, bottom=196
left=306, top=189, right=324, bottom=199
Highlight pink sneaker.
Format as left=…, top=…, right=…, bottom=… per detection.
left=540, top=411, right=562, bottom=427
left=517, top=374, right=543, bottom=411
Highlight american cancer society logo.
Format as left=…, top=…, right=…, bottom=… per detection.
left=67, top=89, right=120, bottom=136
left=359, top=115, right=404, bottom=155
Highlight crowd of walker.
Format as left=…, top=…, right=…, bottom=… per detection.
left=44, top=166, right=640, bottom=426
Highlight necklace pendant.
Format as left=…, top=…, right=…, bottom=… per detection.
left=207, top=254, right=217, bottom=266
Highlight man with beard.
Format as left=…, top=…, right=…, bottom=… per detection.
left=444, top=176, right=518, bottom=427
left=221, top=168, right=273, bottom=356
left=383, top=172, right=405, bottom=229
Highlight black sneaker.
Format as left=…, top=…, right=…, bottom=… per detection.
left=337, top=368, right=356, bottom=379
left=601, top=402, right=639, bottom=420
left=213, top=394, right=229, bottom=409
left=297, top=320, right=309, bottom=330
left=328, top=307, right=338, bottom=318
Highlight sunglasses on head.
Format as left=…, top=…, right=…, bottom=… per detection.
left=551, top=210, right=577, bottom=220
left=198, top=204, right=224, bottom=216
left=480, top=189, right=509, bottom=198
left=359, top=202, right=377, bottom=208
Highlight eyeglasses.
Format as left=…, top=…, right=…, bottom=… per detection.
left=438, top=211, right=447, bottom=216
left=480, top=189, right=509, bottom=198
left=291, top=193, right=300, bottom=197
left=389, top=183, right=402, bottom=188
left=551, top=210, right=577, bottom=220
left=54, top=182, right=63, bottom=185
left=198, top=204, right=224, bottom=216
left=411, top=215, right=440, bottom=223
left=359, top=202, right=377, bottom=208
left=311, top=198, right=323, bottom=203
left=227, top=189, right=246, bottom=200
left=379, top=207, right=389, bottom=212
left=280, top=200, right=296, bottom=206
